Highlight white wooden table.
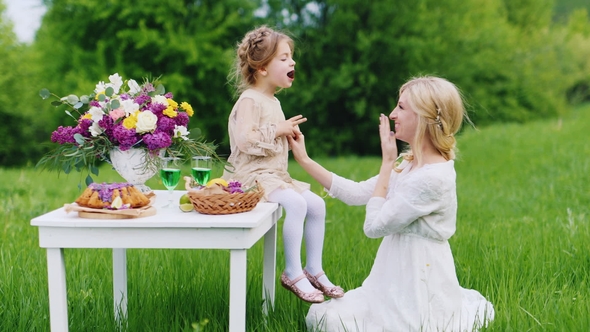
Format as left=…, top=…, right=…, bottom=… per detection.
left=30, top=190, right=282, bottom=332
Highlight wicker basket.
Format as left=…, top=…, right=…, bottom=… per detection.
left=188, top=185, right=264, bottom=215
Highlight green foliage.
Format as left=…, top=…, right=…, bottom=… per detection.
left=0, top=1, right=48, bottom=166
left=2, top=0, right=590, bottom=165
left=1, top=103, right=590, bottom=330
left=269, top=0, right=590, bottom=156
left=33, top=0, right=263, bottom=158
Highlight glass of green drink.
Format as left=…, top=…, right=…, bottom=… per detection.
left=191, top=156, right=212, bottom=187
left=159, top=156, right=182, bottom=208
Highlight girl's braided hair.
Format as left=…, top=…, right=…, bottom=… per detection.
left=229, top=25, right=294, bottom=96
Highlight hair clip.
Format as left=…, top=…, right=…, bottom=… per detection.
left=434, top=108, right=442, bottom=129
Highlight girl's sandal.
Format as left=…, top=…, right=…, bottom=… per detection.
left=304, top=270, right=345, bottom=298
left=280, top=272, right=325, bottom=303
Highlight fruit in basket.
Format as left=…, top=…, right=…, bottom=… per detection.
left=206, top=178, right=228, bottom=188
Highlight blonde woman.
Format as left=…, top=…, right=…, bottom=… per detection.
left=288, top=76, right=494, bottom=331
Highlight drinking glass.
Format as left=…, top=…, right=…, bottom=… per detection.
left=159, top=157, right=182, bottom=208
left=191, top=156, right=212, bottom=187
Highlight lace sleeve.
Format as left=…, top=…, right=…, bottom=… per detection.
left=325, top=173, right=379, bottom=205
left=232, top=98, right=284, bottom=156
left=363, top=173, right=447, bottom=238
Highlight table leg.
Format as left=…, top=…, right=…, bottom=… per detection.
left=46, top=248, right=69, bottom=332
left=262, top=222, right=277, bottom=315
left=112, top=248, right=128, bottom=326
left=229, top=249, right=247, bottom=332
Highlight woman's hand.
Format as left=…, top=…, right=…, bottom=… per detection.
left=379, top=113, right=398, bottom=165
left=287, top=131, right=308, bottom=162
left=373, top=114, right=397, bottom=198
left=276, top=115, right=307, bottom=138
left=287, top=132, right=333, bottom=190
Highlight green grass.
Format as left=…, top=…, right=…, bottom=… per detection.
left=1, top=104, right=589, bottom=331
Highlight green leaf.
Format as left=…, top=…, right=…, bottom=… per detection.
left=80, top=95, right=90, bottom=104
left=110, top=99, right=120, bottom=109
left=74, top=133, right=85, bottom=145
left=40, top=88, right=51, bottom=99
left=65, top=94, right=80, bottom=104
left=73, top=102, right=84, bottom=109
left=98, top=94, right=106, bottom=102
left=155, top=83, right=165, bottom=95
left=105, top=87, right=114, bottom=96
left=90, top=165, right=99, bottom=176
left=85, top=175, right=94, bottom=186
left=51, top=101, right=63, bottom=106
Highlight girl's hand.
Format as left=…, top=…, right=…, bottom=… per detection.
left=287, top=132, right=309, bottom=162
left=379, top=113, right=398, bottom=164
left=276, top=115, right=307, bottom=138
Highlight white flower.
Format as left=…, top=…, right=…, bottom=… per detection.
left=135, top=111, right=158, bottom=134
left=88, top=106, right=104, bottom=122
left=152, top=95, right=168, bottom=106
left=89, top=122, right=104, bottom=137
left=128, top=79, right=141, bottom=95
left=95, top=81, right=107, bottom=94
left=108, top=73, right=123, bottom=94
left=119, top=99, right=139, bottom=116
left=174, top=125, right=190, bottom=140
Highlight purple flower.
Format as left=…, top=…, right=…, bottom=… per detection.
left=142, top=83, right=155, bottom=93
left=227, top=181, right=244, bottom=194
left=164, top=92, right=173, bottom=99
left=98, top=116, right=115, bottom=139
left=89, top=100, right=101, bottom=107
left=157, top=116, right=176, bottom=133
left=78, top=119, right=93, bottom=138
left=112, top=124, right=139, bottom=150
left=51, top=126, right=78, bottom=144
left=143, top=132, right=171, bottom=151
left=149, top=102, right=167, bottom=114
left=134, top=94, right=151, bottom=106
left=175, top=112, right=189, bottom=127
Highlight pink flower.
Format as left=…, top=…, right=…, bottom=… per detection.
left=109, top=109, right=125, bottom=120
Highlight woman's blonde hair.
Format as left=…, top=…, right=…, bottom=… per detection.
left=229, top=25, right=294, bottom=96
left=394, top=76, right=468, bottom=171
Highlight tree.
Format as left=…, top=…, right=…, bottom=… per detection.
left=0, top=0, right=48, bottom=165
left=34, top=0, right=264, bottom=158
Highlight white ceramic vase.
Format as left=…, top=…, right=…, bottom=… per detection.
left=109, top=148, right=159, bottom=193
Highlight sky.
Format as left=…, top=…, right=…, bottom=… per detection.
left=4, top=0, right=46, bottom=43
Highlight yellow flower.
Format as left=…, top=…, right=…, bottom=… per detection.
left=122, top=111, right=139, bottom=129
left=167, top=98, right=178, bottom=109
left=180, top=102, right=194, bottom=117
left=82, top=113, right=92, bottom=120
left=163, top=106, right=178, bottom=118
left=95, top=90, right=106, bottom=100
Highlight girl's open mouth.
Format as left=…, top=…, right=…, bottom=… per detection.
left=287, top=70, right=295, bottom=79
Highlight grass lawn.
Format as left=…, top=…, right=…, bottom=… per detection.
left=1, top=104, right=589, bottom=331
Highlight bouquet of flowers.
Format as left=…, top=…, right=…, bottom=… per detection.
left=37, top=73, right=217, bottom=181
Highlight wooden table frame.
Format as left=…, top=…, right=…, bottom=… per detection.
left=31, top=190, right=282, bottom=332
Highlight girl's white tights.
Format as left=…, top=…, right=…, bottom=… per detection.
left=268, top=188, right=336, bottom=293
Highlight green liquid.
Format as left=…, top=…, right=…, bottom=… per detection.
left=160, top=168, right=181, bottom=190
left=192, top=167, right=211, bottom=186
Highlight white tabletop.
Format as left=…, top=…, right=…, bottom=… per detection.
left=31, top=190, right=279, bottom=229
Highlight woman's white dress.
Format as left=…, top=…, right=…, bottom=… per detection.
left=306, top=160, right=494, bottom=332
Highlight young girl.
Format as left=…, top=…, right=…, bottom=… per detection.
left=289, top=76, right=494, bottom=331
left=222, top=26, right=343, bottom=303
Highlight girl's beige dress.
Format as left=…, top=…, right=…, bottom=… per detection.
left=222, top=89, right=309, bottom=200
